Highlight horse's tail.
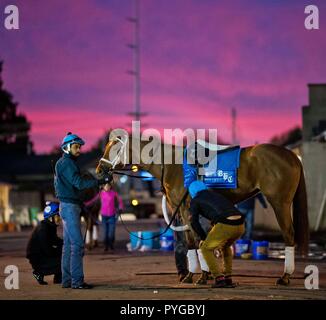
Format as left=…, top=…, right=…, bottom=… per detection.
left=293, top=164, right=309, bottom=256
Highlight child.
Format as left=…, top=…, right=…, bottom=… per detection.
left=100, top=184, right=123, bottom=252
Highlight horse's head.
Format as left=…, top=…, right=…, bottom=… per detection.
left=96, top=134, right=129, bottom=176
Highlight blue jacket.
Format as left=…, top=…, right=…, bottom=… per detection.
left=54, top=153, right=98, bottom=205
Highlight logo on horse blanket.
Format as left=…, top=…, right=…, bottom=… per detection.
left=183, top=143, right=241, bottom=189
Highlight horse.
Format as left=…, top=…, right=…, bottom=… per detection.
left=80, top=172, right=102, bottom=250
left=95, top=133, right=309, bottom=286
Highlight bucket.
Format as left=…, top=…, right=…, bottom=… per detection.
left=159, top=227, right=174, bottom=251
left=130, top=230, right=160, bottom=251
left=252, top=241, right=269, bottom=260
left=234, top=239, right=251, bottom=257
left=142, top=231, right=160, bottom=250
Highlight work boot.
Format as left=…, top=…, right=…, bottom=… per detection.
left=32, top=271, right=48, bottom=285
left=53, top=273, right=62, bottom=284
left=181, top=272, right=194, bottom=284
left=207, top=271, right=214, bottom=280
left=195, top=271, right=210, bottom=285
left=224, top=275, right=237, bottom=287
left=72, top=282, right=93, bottom=289
left=211, top=276, right=227, bottom=288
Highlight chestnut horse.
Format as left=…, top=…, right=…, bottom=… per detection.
left=96, top=134, right=309, bottom=285
left=80, top=172, right=101, bottom=250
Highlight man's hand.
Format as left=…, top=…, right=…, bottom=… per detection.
left=199, top=240, right=204, bottom=248
left=98, top=172, right=113, bottom=185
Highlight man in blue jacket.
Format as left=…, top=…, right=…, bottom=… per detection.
left=55, top=132, right=112, bottom=289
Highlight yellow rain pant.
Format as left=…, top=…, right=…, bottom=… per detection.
left=200, top=223, right=244, bottom=278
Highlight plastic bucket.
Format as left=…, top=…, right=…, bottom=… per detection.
left=159, top=227, right=174, bottom=251
left=234, top=239, right=251, bottom=257
left=130, top=231, right=142, bottom=250
left=141, top=231, right=160, bottom=250
left=130, top=230, right=161, bottom=250
left=252, top=241, right=269, bottom=260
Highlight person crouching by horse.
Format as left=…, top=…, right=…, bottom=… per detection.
left=55, top=132, right=113, bottom=289
left=100, top=183, right=124, bottom=252
left=188, top=180, right=245, bottom=288
left=26, top=202, right=62, bottom=285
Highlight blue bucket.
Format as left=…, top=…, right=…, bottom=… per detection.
left=234, top=239, right=251, bottom=257
left=130, top=230, right=160, bottom=250
left=130, top=231, right=142, bottom=250
left=159, top=227, right=174, bottom=251
left=252, top=241, right=269, bottom=260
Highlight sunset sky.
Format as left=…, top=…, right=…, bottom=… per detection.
left=1, top=0, right=326, bottom=153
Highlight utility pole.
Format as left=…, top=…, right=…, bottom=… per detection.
left=126, top=0, right=147, bottom=127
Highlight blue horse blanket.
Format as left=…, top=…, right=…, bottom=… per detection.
left=183, top=145, right=241, bottom=189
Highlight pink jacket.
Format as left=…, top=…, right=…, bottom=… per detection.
left=100, top=190, right=123, bottom=217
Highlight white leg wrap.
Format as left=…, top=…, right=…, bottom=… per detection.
left=92, top=226, right=98, bottom=241
left=85, top=230, right=90, bottom=244
left=284, top=246, right=295, bottom=275
left=197, top=249, right=209, bottom=272
left=187, top=249, right=199, bottom=273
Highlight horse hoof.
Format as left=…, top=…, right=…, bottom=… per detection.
left=276, top=277, right=290, bottom=286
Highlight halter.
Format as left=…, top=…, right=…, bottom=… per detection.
left=100, top=137, right=128, bottom=170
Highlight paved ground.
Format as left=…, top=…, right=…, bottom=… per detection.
left=0, top=221, right=325, bottom=300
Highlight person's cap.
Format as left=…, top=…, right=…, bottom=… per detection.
left=43, top=201, right=60, bottom=219
left=189, top=180, right=208, bottom=198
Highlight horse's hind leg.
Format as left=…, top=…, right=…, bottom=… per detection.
left=268, top=200, right=295, bottom=286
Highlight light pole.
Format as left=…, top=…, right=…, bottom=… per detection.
left=126, top=0, right=147, bottom=125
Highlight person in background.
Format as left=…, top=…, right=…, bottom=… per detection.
left=100, top=183, right=124, bottom=252
left=26, top=201, right=62, bottom=285
left=236, top=193, right=268, bottom=240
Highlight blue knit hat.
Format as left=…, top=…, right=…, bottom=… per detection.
left=43, top=201, right=59, bottom=219
left=189, top=180, right=208, bottom=198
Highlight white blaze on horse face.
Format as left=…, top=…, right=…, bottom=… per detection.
left=106, top=129, right=130, bottom=168
left=104, top=137, right=128, bottom=169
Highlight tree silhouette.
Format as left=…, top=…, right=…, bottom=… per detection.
left=0, top=61, right=34, bottom=155
left=270, top=126, right=302, bottom=147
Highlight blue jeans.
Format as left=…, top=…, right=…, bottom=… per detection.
left=60, top=202, right=84, bottom=287
left=238, top=208, right=254, bottom=240
left=102, top=215, right=116, bottom=249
